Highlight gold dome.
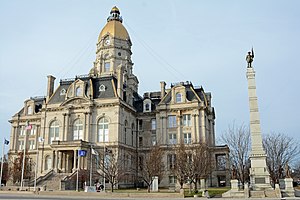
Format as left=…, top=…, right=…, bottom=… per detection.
left=111, top=6, right=119, bottom=13
left=98, top=7, right=130, bottom=42
left=98, top=20, right=130, bottom=42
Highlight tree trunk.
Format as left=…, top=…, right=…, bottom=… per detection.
left=111, top=183, right=114, bottom=192
left=147, top=185, right=151, bottom=193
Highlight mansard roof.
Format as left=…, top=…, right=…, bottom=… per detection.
left=47, top=75, right=118, bottom=105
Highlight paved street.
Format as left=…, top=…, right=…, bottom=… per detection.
left=0, top=192, right=300, bottom=200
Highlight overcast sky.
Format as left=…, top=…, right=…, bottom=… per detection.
left=1, top=0, right=299, bottom=156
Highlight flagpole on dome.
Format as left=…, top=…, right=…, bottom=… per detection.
left=0, top=138, right=9, bottom=187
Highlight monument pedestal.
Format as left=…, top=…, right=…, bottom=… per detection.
left=282, top=178, right=295, bottom=197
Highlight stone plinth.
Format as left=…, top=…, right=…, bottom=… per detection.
left=282, top=178, right=295, bottom=197
left=231, top=179, right=239, bottom=191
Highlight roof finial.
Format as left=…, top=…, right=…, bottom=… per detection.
left=107, top=6, right=123, bottom=23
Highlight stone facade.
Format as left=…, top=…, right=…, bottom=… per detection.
left=7, top=7, right=229, bottom=190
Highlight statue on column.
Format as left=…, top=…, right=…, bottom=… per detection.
left=231, top=165, right=237, bottom=179
left=246, top=48, right=254, bottom=68
left=285, top=163, right=291, bottom=178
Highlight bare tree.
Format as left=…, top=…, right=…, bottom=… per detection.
left=219, top=123, right=251, bottom=185
left=263, top=132, right=300, bottom=185
left=138, top=145, right=164, bottom=192
left=0, top=154, right=9, bottom=185
left=9, top=152, right=33, bottom=185
left=173, top=142, right=211, bottom=192
left=96, top=149, right=128, bottom=192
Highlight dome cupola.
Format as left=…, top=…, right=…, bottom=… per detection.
left=98, top=6, right=130, bottom=42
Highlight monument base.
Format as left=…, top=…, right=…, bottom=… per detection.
left=281, top=178, right=295, bottom=197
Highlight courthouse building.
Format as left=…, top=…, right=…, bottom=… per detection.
left=8, top=7, right=229, bottom=190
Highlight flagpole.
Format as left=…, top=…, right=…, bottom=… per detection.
left=21, top=121, right=29, bottom=190
left=34, top=139, right=40, bottom=192
left=90, top=145, right=92, bottom=186
left=0, top=139, right=5, bottom=187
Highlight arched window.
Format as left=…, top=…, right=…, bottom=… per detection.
left=49, top=121, right=59, bottom=144
left=176, top=93, right=182, bottom=103
left=76, top=87, right=82, bottom=96
left=98, top=118, right=109, bottom=142
left=104, top=62, right=110, bottom=72
left=45, top=155, right=52, bottom=171
left=27, top=106, right=33, bottom=115
left=145, top=103, right=150, bottom=111
left=73, top=119, right=83, bottom=140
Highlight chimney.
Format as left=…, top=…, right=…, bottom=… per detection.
left=46, top=75, right=56, bottom=102
left=160, top=81, right=166, bottom=98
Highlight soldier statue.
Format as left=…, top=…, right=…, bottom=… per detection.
left=246, top=48, right=254, bottom=68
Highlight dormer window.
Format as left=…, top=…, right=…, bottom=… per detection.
left=60, top=88, right=66, bottom=96
left=176, top=93, right=182, bottom=103
left=143, top=99, right=152, bottom=112
left=27, top=106, right=33, bottom=115
left=99, top=84, right=106, bottom=92
left=145, top=103, right=150, bottom=111
left=76, top=87, right=82, bottom=96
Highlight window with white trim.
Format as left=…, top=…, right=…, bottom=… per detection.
left=168, top=115, right=177, bottom=128
left=49, top=121, right=59, bottom=144
left=18, top=140, right=24, bottom=150
left=73, top=119, right=83, bottom=140
left=183, top=114, right=191, bottom=127
left=184, top=133, right=192, bottom=144
left=176, top=93, right=182, bottom=103
left=169, top=133, right=177, bottom=144
left=98, top=117, right=109, bottom=142
left=167, top=154, right=176, bottom=169
left=29, top=140, right=35, bottom=150
left=151, top=119, right=156, bottom=130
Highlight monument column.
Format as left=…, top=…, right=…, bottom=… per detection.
left=246, top=49, right=271, bottom=190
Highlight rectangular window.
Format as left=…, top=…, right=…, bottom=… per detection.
left=184, top=133, right=192, bottom=144
left=30, top=125, right=37, bottom=135
left=138, top=120, right=143, bottom=131
left=104, top=62, right=110, bottom=72
left=183, top=114, right=191, bottom=127
left=169, top=133, right=177, bottom=144
left=151, top=119, right=156, bottom=130
left=19, top=126, right=25, bottom=136
left=216, top=154, right=226, bottom=171
left=18, top=140, right=24, bottom=150
left=139, top=137, right=143, bottom=147
left=167, top=154, right=176, bottom=169
left=29, top=140, right=35, bottom=150
left=169, top=176, right=177, bottom=184
left=168, top=115, right=177, bottom=128
left=151, top=135, right=156, bottom=145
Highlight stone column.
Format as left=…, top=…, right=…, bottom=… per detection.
left=59, top=151, right=62, bottom=171
left=54, top=150, right=59, bottom=172
left=177, top=111, right=182, bottom=143
left=200, top=109, right=206, bottom=143
left=246, top=67, right=271, bottom=190
left=73, top=150, right=77, bottom=172
left=64, top=114, right=70, bottom=141
left=86, top=112, right=91, bottom=142
left=66, top=153, right=70, bottom=173
left=84, top=112, right=88, bottom=141
left=62, top=113, right=66, bottom=141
